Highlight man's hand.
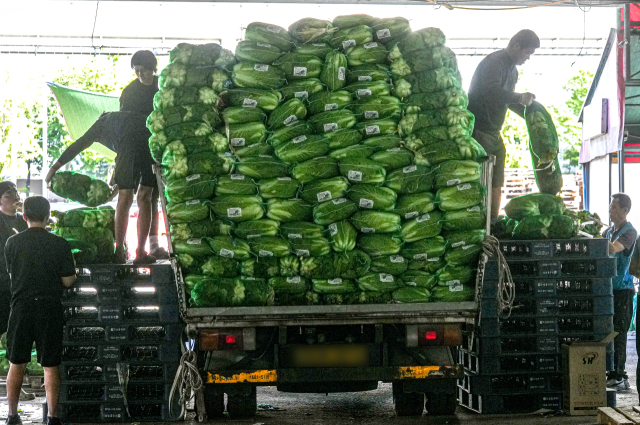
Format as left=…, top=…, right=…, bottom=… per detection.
left=519, top=92, right=536, bottom=107
left=106, top=185, right=119, bottom=203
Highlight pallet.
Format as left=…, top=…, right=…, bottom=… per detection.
left=597, top=406, right=640, bottom=424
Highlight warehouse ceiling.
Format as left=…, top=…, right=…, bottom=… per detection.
left=43, top=0, right=633, bottom=6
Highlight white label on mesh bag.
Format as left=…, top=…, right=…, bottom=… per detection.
left=379, top=273, right=394, bottom=283
left=413, top=253, right=428, bottom=260
left=451, top=241, right=465, bottom=248
left=405, top=281, right=417, bottom=287
left=230, top=138, right=245, bottom=147
left=242, top=98, right=258, bottom=108
left=294, top=91, right=309, bottom=99
left=293, top=135, right=307, bottom=144
left=446, top=279, right=461, bottom=286
left=403, top=165, right=417, bottom=173
left=416, top=213, right=430, bottom=223
left=390, top=255, right=404, bottom=263
left=277, top=177, right=292, bottom=181
left=283, top=115, right=298, bottom=126
left=293, top=67, right=308, bottom=77
left=312, top=43, right=327, bottom=47
left=376, top=29, right=391, bottom=39
left=266, top=26, right=282, bottom=33
left=359, top=198, right=374, bottom=209
left=462, top=245, right=474, bottom=250
left=332, top=198, right=347, bottom=205
left=259, top=155, right=273, bottom=158
left=259, top=250, right=274, bottom=257
left=296, top=249, right=310, bottom=257
left=365, top=125, right=380, bottom=135
left=288, top=233, right=302, bottom=240
left=348, top=170, right=363, bottom=181
left=186, top=238, right=202, bottom=245
left=254, top=64, right=269, bottom=72
left=186, top=174, right=201, bottom=181
left=338, top=67, right=346, bottom=81
left=325, top=103, right=339, bottom=111
left=364, top=42, right=379, bottom=49
left=328, top=223, right=338, bottom=236
left=364, top=111, right=379, bottom=119
left=342, top=39, right=356, bottom=49
left=387, top=147, right=402, bottom=152
left=186, top=199, right=201, bottom=206
left=358, top=76, right=373, bottom=82
left=329, top=278, right=343, bottom=285
left=324, top=123, right=339, bottom=132
left=357, top=89, right=372, bottom=98
left=287, top=276, right=301, bottom=284
left=219, top=248, right=234, bottom=258
left=230, top=174, right=245, bottom=180
left=457, top=183, right=472, bottom=191
left=257, top=42, right=272, bottom=48
left=246, top=234, right=260, bottom=239
left=317, top=191, right=332, bottom=202
left=428, top=257, right=441, bottom=262
left=227, top=208, right=242, bottom=218
left=361, top=227, right=376, bottom=233
left=449, top=283, right=464, bottom=292
left=405, top=211, right=419, bottom=219
left=447, top=179, right=461, bottom=186
left=467, top=206, right=481, bottom=213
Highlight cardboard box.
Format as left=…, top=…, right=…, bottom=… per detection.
left=562, top=332, right=617, bottom=416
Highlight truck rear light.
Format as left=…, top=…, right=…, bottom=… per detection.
left=406, top=325, right=463, bottom=347
left=198, top=328, right=255, bottom=351
left=425, top=331, right=437, bottom=340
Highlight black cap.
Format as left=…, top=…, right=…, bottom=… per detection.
left=0, top=181, right=16, bottom=198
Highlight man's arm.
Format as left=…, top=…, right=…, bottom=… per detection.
left=610, top=227, right=638, bottom=255
left=508, top=103, right=526, bottom=118
left=629, top=241, right=640, bottom=278
left=59, top=240, right=77, bottom=289
left=610, top=240, right=626, bottom=254
left=61, top=275, right=77, bottom=289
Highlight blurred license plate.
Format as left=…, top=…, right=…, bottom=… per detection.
left=291, top=345, right=369, bottom=367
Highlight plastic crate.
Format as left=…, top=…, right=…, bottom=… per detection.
left=61, top=362, right=179, bottom=384
left=458, top=387, right=562, bottom=414
left=484, top=257, right=616, bottom=280
left=75, top=262, right=174, bottom=286
left=59, top=401, right=179, bottom=422
left=468, top=333, right=612, bottom=356
left=477, top=314, right=614, bottom=337
left=458, top=372, right=563, bottom=394
left=480, top=296, right=613, bottom=318
left=60, top=382, right=171, bottom=403
left=63, top=284, right=179, bottom=306
left=481, top=278, right=613, bottom=298
left=499, top=239, right=608, bottom=260
left=459, top=349, right=560, bottom=375
left=63, top=304, right=181, bottom=325
left=61, top=343, right=181, bottom=363
left=63, top=324, right=183, bottom=344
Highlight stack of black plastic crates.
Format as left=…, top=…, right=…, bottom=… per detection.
left=458, top=238, right=615, bottom=414
left=59, top=262, right=183, bottom=422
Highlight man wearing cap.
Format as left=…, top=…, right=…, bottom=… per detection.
left=45, top=50, right=167, bottom=265
left=0, top=182, right=27, bottom=337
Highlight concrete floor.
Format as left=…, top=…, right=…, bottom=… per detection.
left=2, top=338, right=639, bottom=424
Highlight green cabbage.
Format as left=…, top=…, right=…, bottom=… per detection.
left=328, top=220, right=358, bottom=252
left=333, top=249, right=372, bottom=278
left=358, top=234, right=403, bottom=257
left=392, top=287, right=431, bottom=303
left=400, top=210, right=443, bottom=242
left=393, top=192, right=436, bottom=221
left=164, top=174, right=217, bottom=203
left=350, top=211, right=401, bottom=234
left=442, top=205, right=487, bottom=231
left=435, top=182, right=486, bottom=211
left=384, top=165, right=434, bottom=195
left=166, top=199, right=210, bottom=224
left=267, top=199, right=314, bottom=222
left=279, top=255, right=301, bottom=276
left=312, top=278, right=357, bottom=294
left=258, top=177, right=301, bottom=199
left=234, top=219, right=280, bottom=239
left=240, top=257, right=280, bottom=278
left=215, top=174, right=258, bottom=196
left=370, top=255, right=408, bottom=275
left=291, top=156, right=340, bottom=184
left=280, top=221, right=326, bottom=240
left=347, top=184, right=397, bottom=212
left=289, top=237, right=332, bottom=257
left=200, top=256, right=239, bottom=278
left=206, top=236, right=252, bottom=260
left=401, top=236, right=446, bottom=261
left=339, top=158, right=387, bottom=184
left=300, top=177, right=350, bottom=204
left=313, top=198, right=359, bottom=225
left=209, top=195, right=264, bottom=223
left=504, top=193, right=567, bottom=221
left=247, top=236, right=291, bottom=258
left=357, top=273, right=403, bottom=293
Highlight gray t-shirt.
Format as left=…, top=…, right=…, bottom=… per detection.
left=603, top=222, right=638, bottom=256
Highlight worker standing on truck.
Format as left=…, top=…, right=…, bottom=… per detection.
left=4, top=196, right=77, bottom=425
left=46, top=50, right=168, bottom=264
left=467, top=29, right=540, bottom=218
left=602, top=193, right=636, bottom=392
left=0, top=182, right=27, bottom=337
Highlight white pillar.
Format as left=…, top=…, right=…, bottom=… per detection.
left=42, top=86, right=48, bottom=198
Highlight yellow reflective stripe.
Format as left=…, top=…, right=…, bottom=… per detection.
left=396, top=366, right=441, bottom=379
left=207, top=370, right=277, bottom=384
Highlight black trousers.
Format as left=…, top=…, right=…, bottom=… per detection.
left=612, top=289, right=635, bottom=380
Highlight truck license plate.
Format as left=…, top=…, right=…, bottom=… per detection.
left=290, top=345, right=369, bottom=367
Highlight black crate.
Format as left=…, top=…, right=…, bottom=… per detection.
left=63, top=283, right=179, bottom=306
left=482, top=278, right=613, bottom=298
left=484, top=257, right=616, bottom=280
left=477, top=315, right=614, bottom=337
left=480, top=296, right=613, bottom=318
left=60, top=382, right=171, bottom=403
left=75, top=262, right=174, bottom=286
left=59, top=401, right=179, bottom=422
left=63, top=304, right=181, bottom=325
left=459, top=349, right=560, bottom=375
left=458, top=387, right=562, bottom=414
left=499, top=239, right=608, bottom=260
left=64, top=324, right=183, bottom=344
left=61, top=343, right=181, bottom=363
left=61, top=362, right=179, bottom=384
left=458, top=372, right=563, bottom=394
left=468, top=333, right=612, bottom=356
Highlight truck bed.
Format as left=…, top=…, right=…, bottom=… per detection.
left=184, top=302, right=478, bottom=327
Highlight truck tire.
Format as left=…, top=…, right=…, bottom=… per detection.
left=392, top=383, right=424, bottom=417
left=227, top=386, right=257, bottom=418
left=425, top=392, right=457, bottom=415
left=203, top=385, right=225, bottom=418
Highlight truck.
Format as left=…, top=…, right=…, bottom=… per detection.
left=157, top=160, right=494, bottom=420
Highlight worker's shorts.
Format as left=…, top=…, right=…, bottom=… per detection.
left=6, top=299, right=64, bottom=367
left=473, top=129, right=505, bottom=188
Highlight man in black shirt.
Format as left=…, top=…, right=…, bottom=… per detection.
left=468, top=30, right=540, bottom=218
left=0, top=182, right=27, bottom=336
left=4, top=196, right=76, bottom=425
left=45, top=50, right=163, bottom=265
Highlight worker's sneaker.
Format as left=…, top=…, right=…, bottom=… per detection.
left=606, top=378, right=622, bottom=388
left=6, top=414, right=22, bottom=425
left=133, top=251, right=156, bottom=265
left=150, top=247, right=170, bottom=260
left=613, top=378, right=631, bottom=392
left=114, top=247, right=128, bottom=264
left=47, top=417, right=65, bottom=425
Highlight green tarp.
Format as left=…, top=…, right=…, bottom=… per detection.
left=47, top=82, right=119, bottom=160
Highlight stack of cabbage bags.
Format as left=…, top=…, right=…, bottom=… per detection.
left=155, top=17, right=488, bottom=308
left=52, top=207, right=116, bottom=263
left=50, top=171, right=111, bottom=207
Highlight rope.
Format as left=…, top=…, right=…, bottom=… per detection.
left=481, top=234, right=515, bottom=318
left=426, top=0, right=573, bottom=11
left=169, top=340, right=205, bottom=421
